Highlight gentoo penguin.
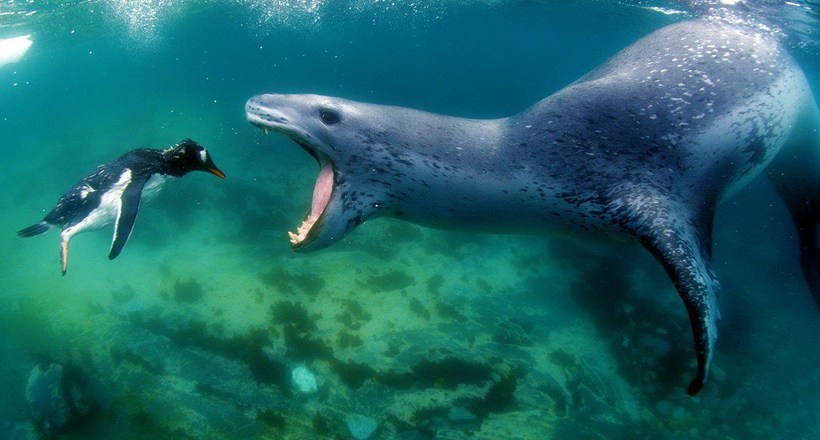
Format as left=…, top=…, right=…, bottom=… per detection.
left=18, top=139, right=225, bottom=274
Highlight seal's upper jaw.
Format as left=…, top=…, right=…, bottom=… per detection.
left=245, top=95, right=303, bottom=140
left=245, top=94, right=342, bottom=251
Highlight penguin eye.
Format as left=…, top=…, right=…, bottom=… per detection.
left=319, top=109, right=340, bottom=125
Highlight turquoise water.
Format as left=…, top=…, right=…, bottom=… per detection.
left=1, top=1, right=819, bottom=439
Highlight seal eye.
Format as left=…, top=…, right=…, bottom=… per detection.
left=319, top=109, right=340, bottom=125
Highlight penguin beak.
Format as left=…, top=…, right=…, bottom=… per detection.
left=208, top=167, right=226, bottom=179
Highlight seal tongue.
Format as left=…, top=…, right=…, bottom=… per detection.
left=289, top=163, right=333, bottom=245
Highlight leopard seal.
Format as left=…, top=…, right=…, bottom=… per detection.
left=246, top=19, right=820, bottom=395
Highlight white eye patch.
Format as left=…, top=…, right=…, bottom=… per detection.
left=198, top=149, right=208, bottom=163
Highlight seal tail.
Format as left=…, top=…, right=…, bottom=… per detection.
left=17, top=221, right=52, bottom=237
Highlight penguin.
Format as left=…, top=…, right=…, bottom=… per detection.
left=17, top=139, right=225, bottom=275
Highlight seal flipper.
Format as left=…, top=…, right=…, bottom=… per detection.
left=790, top=207, right=820, bottom=308
left=640, top=226, right=720, bottom=395
left=109, top=175, right=148, bottom=260
left=767, top=105, right=820, bottom=308
left=618, top=193, right=720, bottom=395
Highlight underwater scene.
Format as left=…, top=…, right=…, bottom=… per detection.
left=1, top=0, right=820, bottom=439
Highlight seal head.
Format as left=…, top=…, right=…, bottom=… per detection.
left=247, top=94, right=502, bottom=251
left=247, top=94, right=368, bottom=251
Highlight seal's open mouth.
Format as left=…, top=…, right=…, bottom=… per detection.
left=272, top=134, right=335, bottom=249
left=289, top=140, right=334, bottom=246
left=246, top=106, right=335, bottom=249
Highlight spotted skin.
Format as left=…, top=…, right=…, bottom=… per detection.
left=246, top=19, right=820, bottom=395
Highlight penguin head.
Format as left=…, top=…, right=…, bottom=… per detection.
left=166, top=139, right=226, bottom=179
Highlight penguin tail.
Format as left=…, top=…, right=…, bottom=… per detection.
left=17, top=221, right=52, bottom=237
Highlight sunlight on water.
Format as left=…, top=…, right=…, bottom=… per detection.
left=97, top=0, right=453, bottom=42
left=106, top=0, right=179, bottom=43
left=4, top=1, right=817, bottom=53
left=235, top=0, right=326, bottom=27
left=686, top=0, right=820, bottom=52
left=59, top=0, right=523, bottom=39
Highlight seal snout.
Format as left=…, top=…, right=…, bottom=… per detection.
left=245, top=95, right=291, bottom=130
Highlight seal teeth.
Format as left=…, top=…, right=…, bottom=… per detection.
left=288, top=163, right=334, bottom=248
left=289, top=219, right=313, bottom=245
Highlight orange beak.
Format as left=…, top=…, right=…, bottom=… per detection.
left=209, top=168, right=226, bottom=179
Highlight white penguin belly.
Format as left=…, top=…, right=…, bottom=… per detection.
left=61, top=169, right=133, bottom=240
left=141, top=174, right=174, bottom=203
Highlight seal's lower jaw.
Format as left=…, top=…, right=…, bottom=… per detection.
left=289, top=161, right=333, bottom=250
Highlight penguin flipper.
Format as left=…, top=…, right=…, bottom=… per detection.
left=18, top=221, right=52, bottom=237
left=109, top=175, right=148, bottom=260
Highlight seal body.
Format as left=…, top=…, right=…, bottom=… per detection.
left=246, top=19, right=820, bottom=395
left=18, top=139, right=225, bottom=274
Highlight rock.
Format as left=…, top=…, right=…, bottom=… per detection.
left=345, top=413, right=378, bottom=440
left=111, top=284, right=136, bottom=304
left=25, top=364, right=71, bottom=434
left=654, top=399, right=673, bottom=416
left=448, top=406, right=477, bottom=423
left=7, top=422, right=38, bottom=440
left=291, top=366, right=318, bottom=394
left=24, top=363, right=98, bottom=436
left=671, top=406, right=690, bottom=421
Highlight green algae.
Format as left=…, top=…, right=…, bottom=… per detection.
left=259, top=267, right=326, bottom=296
left=408, top=298, right=431, bottom=320
left=173, top=278, right=204, bottom=303
left=363, top=270, right=415, bottom=292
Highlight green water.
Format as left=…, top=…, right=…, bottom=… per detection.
left=1, top=1, right=819, bottom=439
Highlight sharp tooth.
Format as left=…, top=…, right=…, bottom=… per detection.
left=288, top=231, right=299, bottom=242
